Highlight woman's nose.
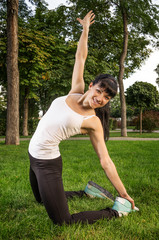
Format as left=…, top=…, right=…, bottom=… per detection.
left=97, top=94, right=104, bottom=104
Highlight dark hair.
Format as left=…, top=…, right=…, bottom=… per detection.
left=92, top=74, right=118, bottom=98
left=92, top=74, right=118, bottom=141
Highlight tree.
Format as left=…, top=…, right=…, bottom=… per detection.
left=126, top=81, right=159, bottom=134
left=0, top=0, right=30, bottom=137
left=117, top=0, right=128, bottom=136
left=6, top=0, right=19, bottom=145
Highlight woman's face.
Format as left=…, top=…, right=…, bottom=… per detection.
left=88, top=83, right=111, bottom=109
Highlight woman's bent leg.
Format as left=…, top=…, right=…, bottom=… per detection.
left=71, top=207, right=118, bottom=224
left=29, top=154, right=72, bottom=225
left=29, top=165, right=42, bottom=203
left=28, top=153, right=118, bottom=225
left=65, top=190, right=86, bottom=199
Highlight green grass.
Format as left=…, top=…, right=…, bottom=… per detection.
left=73, top=131, right=159, bottom=138
left=0, top=140, right=159, bottom=240
left=109, top=131, right=159, bottom=138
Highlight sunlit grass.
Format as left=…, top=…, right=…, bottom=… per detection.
left=0, top=140, right=159, bottom=239
left=109, top=131, right=159, bottom=138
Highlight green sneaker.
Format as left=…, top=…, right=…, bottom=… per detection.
left=112, top=197, right=139, bottom=217
left=84, top=181, right=114, bottom=202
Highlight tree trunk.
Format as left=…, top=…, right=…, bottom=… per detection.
left=22, top=88, right=29, bottom=136
left=140, top=107, right=142, bottom=134
left=6, top=0, right=19, bottom=145
left=118, top=1, right=128, bottom=137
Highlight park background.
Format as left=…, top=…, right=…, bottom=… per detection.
left=0, top=0, right=159, bottom=239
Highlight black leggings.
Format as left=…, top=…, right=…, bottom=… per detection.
left=29, top=153, right=118, bottom=225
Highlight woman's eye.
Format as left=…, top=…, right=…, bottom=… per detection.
left=105, top=96, right=110, bottom=100
left=96, top=89, right=101, bottom=93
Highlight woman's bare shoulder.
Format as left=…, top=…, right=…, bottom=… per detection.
left=81, top=115, right=102, bottom=131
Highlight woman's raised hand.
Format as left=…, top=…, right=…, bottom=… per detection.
left=77, top=10, right=95, bottom=29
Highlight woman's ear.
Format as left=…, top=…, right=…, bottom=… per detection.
left=89, top=82, right=93, bottom=89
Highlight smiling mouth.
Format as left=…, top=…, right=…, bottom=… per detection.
left=92, top=98, right=100, bottom=106
left=93, top=98, right=100, bottom=105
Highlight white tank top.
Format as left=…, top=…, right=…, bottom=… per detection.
left=28, top=95, right=95, bottom=159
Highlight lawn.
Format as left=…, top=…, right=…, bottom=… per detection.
left=0, top=140, right=159, bottom=240
left=109, top=131, right=159, bottom=138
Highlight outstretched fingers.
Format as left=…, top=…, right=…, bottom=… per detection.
left=77, top=10, right=95, bottom=27
left=84, top=10, right=95, bottom=26
left=89, top=11, right=95, bottom=25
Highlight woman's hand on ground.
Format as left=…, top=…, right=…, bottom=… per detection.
left=121, top=194, right=135, bottom=209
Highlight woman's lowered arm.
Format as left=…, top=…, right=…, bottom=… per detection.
left=84, top=117, right=135, bottom=209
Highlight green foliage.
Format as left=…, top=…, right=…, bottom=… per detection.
left=117, top=0, right=159, bottom=36
left=126, top=81, right=159, bottom=109
left=0, top=87, right=7, bottom=135
left=18, top=26, right=76, bottom=113
left=0, top=88, right=6, bottom=111
left=36, top=40, right=76, bottom=112
left=155, top=64, right=159, bottom=88
left=19, top=27, right=53, bottom=90
left=109, top=118, right=118, bottom=130
left=0, top=34, right=7, bottom=87
left=67, top=0, right=159, bottom=78
left=18, top=27, right=67, bottom=95
left=0, top=117, right=39, bottom=136
left=135, top=118, right=156, bottom=133
left=19, top=118, right=39, bottom=135
left=134, top=110, right=159, bottom=132
left=110, top=94, right=121, bottom=118
left=110, top=93, right=137, bottom=119
left=0, top=118, right=6, bottom=135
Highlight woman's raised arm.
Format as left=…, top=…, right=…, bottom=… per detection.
left=69, top=11, right=95, bottom=94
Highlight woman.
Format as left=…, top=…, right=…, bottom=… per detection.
left=28, top=11, right=135, bottom=225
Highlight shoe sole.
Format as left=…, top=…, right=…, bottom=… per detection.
left=85, top=181, right=115, bottom=202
